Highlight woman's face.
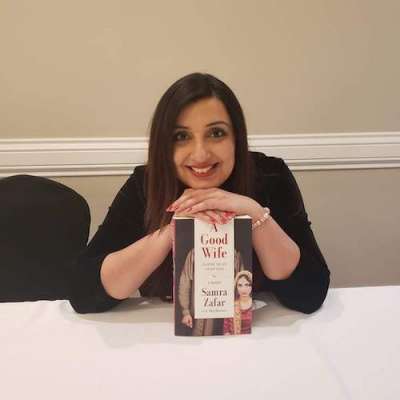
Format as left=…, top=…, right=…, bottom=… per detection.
left=237, top=276, right=252, bottom=298
left=173, top=97, right=235, bottom=189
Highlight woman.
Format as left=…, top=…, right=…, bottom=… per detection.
left=223, top=271, right=253, bottom=335
left=69, top=72, right=330, bottom=314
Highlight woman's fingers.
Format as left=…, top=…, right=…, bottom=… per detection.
left=176, top=209, right=235, bottom=225
left=203, top=210, right=234, bottom=224
left=201, top=209, right=221, bottom=224
left=176, top=209, right=213, bottom=224
left=185, top=191, right=251, bottom=217
left=186, top=196, right=232, bottom=215
left=167, top=189, right=217, bottom=212
left=168, top=188, right=250, bottom=217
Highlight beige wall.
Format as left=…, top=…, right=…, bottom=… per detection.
left=2, top=1, right=399, bottom=288
left=1, top=0, right=400, bottom=138
left=55, top=168, right=400, bottom=289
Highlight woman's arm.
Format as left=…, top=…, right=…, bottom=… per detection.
left=258, top=157, right=330, bottom=314
left=69, top=167, right=172, bottom=314
left=245, top=203, right=301, bottom=281
left=100, top=225, right=172, bottom=300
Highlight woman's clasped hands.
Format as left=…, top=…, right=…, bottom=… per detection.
left=166, top=187, right=263, bottom=225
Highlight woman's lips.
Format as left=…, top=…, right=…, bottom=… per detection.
left=186, top=163, right=218, bottom=178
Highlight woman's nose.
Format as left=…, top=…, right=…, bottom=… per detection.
left=191, top=140, right=211, bottom=161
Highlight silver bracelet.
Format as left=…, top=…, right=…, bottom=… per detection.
left=251, top=207, right=271, bottom=230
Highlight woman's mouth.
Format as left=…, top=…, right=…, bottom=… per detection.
left=186, top=163, right=218, bottom=178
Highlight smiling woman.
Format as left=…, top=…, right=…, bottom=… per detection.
left=69, top=72, right=330, bottom=316
left=172, top=98, right=235, bottom=191
left=144, top=72, right=254, bottom=234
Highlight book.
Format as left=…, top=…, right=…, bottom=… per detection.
left=173, top=216, right=252, bottom=336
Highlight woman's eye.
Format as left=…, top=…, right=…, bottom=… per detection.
left=173, top=131, right=189, bottom=142
left=210, top=128, right=226, bottom=138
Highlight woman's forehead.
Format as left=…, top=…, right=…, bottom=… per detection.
left=176, top=97, right=231, bottom=127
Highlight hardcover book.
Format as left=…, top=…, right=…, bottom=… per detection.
left=173, top=216, right=252, bottom=336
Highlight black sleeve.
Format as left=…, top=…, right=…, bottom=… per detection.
left=69, top=167, right=146, bottom=314
left=265, top=158, right=331, bottom=314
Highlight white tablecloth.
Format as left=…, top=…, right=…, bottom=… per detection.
left=1, top=286, right=399, bottom=400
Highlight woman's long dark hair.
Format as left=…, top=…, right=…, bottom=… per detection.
left=145, top=72, right=255, bottom=234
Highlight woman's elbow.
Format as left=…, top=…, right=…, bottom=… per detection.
left=279, top=272, right=330, bottom=315
left=304, top=273, right=330, bottom=314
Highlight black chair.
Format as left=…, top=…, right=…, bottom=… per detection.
left=0, top=174, right=90, bottom=302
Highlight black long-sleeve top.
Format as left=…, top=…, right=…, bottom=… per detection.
left=69, top=152, right=330, bottom=314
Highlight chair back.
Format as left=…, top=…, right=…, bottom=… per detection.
left=0, top=174, right=90, bottom=301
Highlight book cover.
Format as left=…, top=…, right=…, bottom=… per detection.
left=173, top=216, right=252, bottom=336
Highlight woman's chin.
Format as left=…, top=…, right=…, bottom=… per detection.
left=181, top=176, right=224, bottom=189
left=188, top=181, right=217, bottom=189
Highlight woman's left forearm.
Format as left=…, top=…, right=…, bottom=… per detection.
left=248, top=204, right=300, bottom=280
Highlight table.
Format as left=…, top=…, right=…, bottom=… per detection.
left=1, top=286, right=399, bottom=400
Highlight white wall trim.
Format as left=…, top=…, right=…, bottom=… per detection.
left=1, top=132, right=399, bottom=177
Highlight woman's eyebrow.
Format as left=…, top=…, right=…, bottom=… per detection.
left=174, top=121, right=231, bottom=129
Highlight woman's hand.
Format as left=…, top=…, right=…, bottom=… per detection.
left=174, top=207, right=233, bottom=225
left=167, top=188, right=264, bottom=221
left=181, top=314, right=193, bottom=328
